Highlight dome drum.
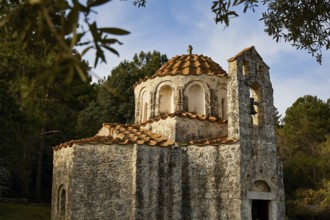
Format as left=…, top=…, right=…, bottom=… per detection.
left=134, top=74, right=228, bottom=124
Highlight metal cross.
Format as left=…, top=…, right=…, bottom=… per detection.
left=187, top=45, right=193, bottom=55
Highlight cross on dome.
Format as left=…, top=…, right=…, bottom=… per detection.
left=187, top=45, right=193, bottom=55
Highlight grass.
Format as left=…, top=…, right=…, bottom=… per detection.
left=0, top=202, right=51, bottom=220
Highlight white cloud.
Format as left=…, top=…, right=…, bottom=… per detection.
left=85, top=0, right=330, bottom=117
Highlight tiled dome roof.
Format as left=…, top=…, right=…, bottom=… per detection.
left=154, top=54, right=227, bottom=76
left=134, top=54, right=227, bottom=87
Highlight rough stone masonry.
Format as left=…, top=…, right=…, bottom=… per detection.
left=52, top=46, right=285, bottom=220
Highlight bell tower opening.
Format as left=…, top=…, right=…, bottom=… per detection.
left=249, top=84, right=262, bottom=125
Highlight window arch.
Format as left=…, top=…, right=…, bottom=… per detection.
left=140, top=90, right=148, bottom=122
left=252, top=180, right=271, bottom=192
left=187, top=84, right=205, bottom=115
left=159, top=85, right=174, bottom=114
left=57, top=185, right=66, bottom=216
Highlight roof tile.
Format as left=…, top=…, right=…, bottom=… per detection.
left=134, top=54, right=227, bottom=87
left=139, top=111, right=227, bottom=125
left=53, top=118, right=234, bottom=151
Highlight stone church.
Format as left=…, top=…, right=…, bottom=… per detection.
left=51, top=46, right=285, bottom=219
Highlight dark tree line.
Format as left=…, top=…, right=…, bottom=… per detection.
left=0, top=45, right=167, bottom=202
left=277, top=95, right=330, bottom=218
left=0, top=1, right=167, bottom=202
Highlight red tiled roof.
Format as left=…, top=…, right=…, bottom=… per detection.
left=139, top=111, right=227, bottom=126
left=134, top=54, right=227, bottom=87
left=53, top=118, right=235, bottom=151
left=102, top=123, right=174, bottom=146
left=53, top=135, right=130, bottom=151
left=53, top=123, right=175, bottom=151
left=186, top=136, right=238, bottom=146
left=155, top=54, right=226, bottom=76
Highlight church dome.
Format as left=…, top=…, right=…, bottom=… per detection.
left=154, top=54, right=227, bottom=76
left=134, top=48, right=229, bottom=131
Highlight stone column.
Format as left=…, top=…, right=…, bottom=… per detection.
left=178, top=88, right=184, bottom=111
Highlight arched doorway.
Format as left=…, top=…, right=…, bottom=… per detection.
left=249, top=180, right=272, bottom=220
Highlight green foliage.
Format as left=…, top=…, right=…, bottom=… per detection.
left=262, top=0, right=330, bottom=64
left=0, top=80, right=27, bottom=197
left=212, top=0, right=258, bottom=25
left=283, top=95, right=330, bottom=154
left=287, top=180, right=330, bottom=217
left=210, top=0, right=330, bottom=64
left=0, top=0, right=129, bottom=84
left=0, top=20, right=97, bottom=200
left=278, top=95, right=330, bottom=218
left=76, top=51, right=168, bottom=137
left=273, top=107, right=282, bottom=128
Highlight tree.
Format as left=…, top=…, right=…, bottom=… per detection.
left=283, top=95, right=330, bottom=155
left=0, top=22, right=98, bottom=201
left=0, top=80, right=34, bottom=198
left=278, top=95, right=330, bottom=218
left=0, top=0, right=130, bottom=84
left=76, top=51, right=168, bottom=137
left=210, top=0, right=330, bottom=64
left=0, top=80, right=21, bottom=197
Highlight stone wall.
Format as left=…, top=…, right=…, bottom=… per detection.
left=182, top=144, right=241, bottom=220
left=53, top=143, right=243, bottom=220
left=142, top=116, right=227, bottom=143
left=134, top=145, right=182, bottom=220
left=52, top=147, right=74, bottom=220
left=227, top=47, right=285, bottom=219
left=52, top=144, right=135, bottom=220
left=133, top=143, right=242, bottom=220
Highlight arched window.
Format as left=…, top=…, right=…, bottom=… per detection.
left=57, top=185, right=66, bottom=216
left=159, top=85, right=174, bottom=114
left=187, top=84, right=205, bottom=115
left=140, top=91, right=148, bottom=122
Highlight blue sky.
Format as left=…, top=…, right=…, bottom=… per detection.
left=83, top=0, right=330, bottom=117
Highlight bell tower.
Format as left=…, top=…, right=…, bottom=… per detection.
left=227, top=46, right=285, bottom=220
